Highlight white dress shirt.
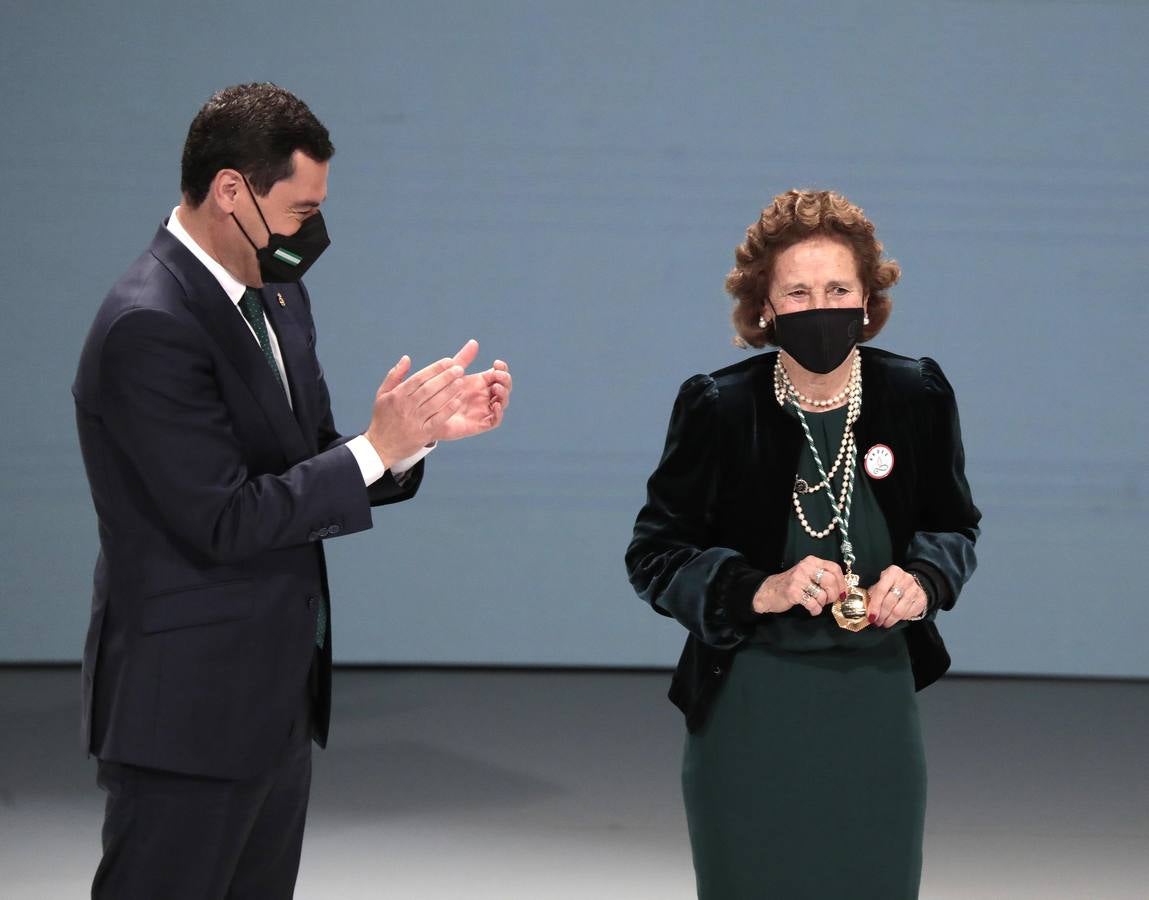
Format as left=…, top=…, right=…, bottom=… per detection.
left=165, top=207, right=431, bottom=484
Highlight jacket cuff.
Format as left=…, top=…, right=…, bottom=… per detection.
left=712, top=557, right=769, bottom=627
left=904, top=560, right=950, bottom=614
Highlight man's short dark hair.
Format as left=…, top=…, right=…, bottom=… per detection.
left=180, top=83, right=335, bottom=206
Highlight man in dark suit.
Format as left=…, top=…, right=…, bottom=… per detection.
left=73, top=83, right=512, bottom=899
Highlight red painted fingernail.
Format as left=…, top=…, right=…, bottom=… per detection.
left=839, top=592, right=846, bottom=601
left=868, top=614, right=876, bottom=624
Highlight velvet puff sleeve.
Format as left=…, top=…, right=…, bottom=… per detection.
left=625, top=375, right=767, bottom=648
left=902, top=357, right=981, bottom=615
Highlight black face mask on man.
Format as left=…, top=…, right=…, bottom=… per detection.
left=232, top=176, right=331, bottom=283
left=773, top=307, right=864, bottom=374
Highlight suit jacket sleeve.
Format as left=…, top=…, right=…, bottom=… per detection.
left=903, top=357, right=981, bottom=614
left=625, top=375, right=766, bottom=648
left=99, top=306, right=376, bottom=564
left=296, top=280, right=424, bottom=508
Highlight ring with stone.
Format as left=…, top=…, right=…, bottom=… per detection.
left=814, top=568, right=825, bottom=585
left=891, top=586, right=904, bottom=599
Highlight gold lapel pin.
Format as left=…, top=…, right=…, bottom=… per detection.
left=277, top=292, right=287, bottom=307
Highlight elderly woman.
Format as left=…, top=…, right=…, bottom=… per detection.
left=626, top=189, right=980, bottom=899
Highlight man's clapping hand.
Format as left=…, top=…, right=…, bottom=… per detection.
left=364, top=339, right=512, bottom=469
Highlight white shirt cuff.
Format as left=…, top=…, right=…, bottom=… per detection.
left=392, top=443, right=435, bottom=475
left=345, top=435, right=434, bottom=486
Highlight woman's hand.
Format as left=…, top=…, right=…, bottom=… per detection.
left=752, top=556, right=844, bottom=616
left=867, top=565, right=928, bottom=627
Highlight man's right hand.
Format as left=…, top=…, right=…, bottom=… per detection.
left=364, top=355, right=466, bottom=470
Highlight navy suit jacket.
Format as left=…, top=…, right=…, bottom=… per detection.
left=73, top=225, right=421, bottom=779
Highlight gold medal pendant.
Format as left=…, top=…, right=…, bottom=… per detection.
left=832, top=573, right=870, bottom=632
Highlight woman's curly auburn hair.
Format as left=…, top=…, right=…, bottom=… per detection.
left=724, top=189, right=901, bottom=348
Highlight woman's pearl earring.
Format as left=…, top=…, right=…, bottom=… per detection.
left=863, top=312, right=871, bottom=326
left=758, top=314, right=768, bottom=329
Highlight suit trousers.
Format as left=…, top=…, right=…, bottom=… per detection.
left=91, top=692, right=313, bottom=900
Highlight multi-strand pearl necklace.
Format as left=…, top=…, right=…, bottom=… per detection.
left=773, top=358, right=856, bottom=408
left=774, top=351, right=862, bottom=540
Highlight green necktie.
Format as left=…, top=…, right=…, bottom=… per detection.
left=239, top=289, right=285, bottom=391
left=240, top=290, right=325, bottom=646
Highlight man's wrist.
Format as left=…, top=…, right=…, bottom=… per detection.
left=392, top=442, right=436, bottom=474
left=348, top=434, right=389, bottom=485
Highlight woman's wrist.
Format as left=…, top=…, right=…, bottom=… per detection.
left=907, top=572, right=927, bottom=621
left=713, top=558, right=770, bottom=624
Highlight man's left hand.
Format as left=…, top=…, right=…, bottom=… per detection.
left=433, top=339, right=512, bottom=441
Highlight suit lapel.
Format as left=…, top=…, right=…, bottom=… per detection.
left=149, top=227, right=311, bottom=466
left=261, top=285, right=319, bottom=453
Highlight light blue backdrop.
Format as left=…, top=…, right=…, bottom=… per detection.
left=2, top=1, right=1146, bottom=676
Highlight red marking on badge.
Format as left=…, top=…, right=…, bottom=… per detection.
left=864, top=444, right=895, bottom=479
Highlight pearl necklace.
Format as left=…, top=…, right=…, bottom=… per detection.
left=775, top=351, right=863, bottom=539
left=773, top=351, right=860, bottom=409
left=775, top=354, right=861, bottom=497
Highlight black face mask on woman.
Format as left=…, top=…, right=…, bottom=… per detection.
left=232, top=176, right=331, bottom=283
left=774, top=307, right=864, bottom=374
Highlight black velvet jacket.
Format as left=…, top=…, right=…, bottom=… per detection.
left=626, top=347, right=981, bottom=732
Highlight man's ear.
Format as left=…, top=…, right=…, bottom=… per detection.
left=210, top=169, right=244, bottom=215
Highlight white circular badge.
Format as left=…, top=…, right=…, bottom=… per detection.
left=864, top=444, right=895, bottom=480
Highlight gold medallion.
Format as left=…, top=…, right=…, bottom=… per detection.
left=832, top=574, right=870, bottom=632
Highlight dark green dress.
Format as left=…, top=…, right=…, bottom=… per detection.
left=681, top=405, right=926, bottom=899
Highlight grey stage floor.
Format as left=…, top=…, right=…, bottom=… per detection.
left=1, top=667, right=1147, bottom=899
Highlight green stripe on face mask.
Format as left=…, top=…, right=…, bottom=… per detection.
left=274, top=248, right=303, bottom=266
